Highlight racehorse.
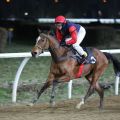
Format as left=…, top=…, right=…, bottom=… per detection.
left=31, top=32, right=120, bottom=109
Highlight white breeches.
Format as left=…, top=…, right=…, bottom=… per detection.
left=65, top=26, right=86, bottom=55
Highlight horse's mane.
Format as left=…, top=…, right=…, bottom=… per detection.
left=40, top=32, right=73, bottom=59
left=40, top=33, right=60, bottom=47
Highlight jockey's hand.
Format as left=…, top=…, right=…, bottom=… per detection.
left=60, top=42, right=72, bottom=48
left=60, top=41, right=66, bottom=46
left=65, top=41, right=72, bottom=47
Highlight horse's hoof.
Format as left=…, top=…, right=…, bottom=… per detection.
left=76, top=103, right=81, bottom=109
left=76, top=100, right=84, bottom=109
left=50, top=101, right=56, bottom=107
left=32, top=99, right=37, bottom=104
left=76, top=101, right=84, bottom=109
left=27, top=103, right=34, bottom=106
left=99, top=106, right=103, bottom=111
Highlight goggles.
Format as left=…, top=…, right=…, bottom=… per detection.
left=55, top=23, right=63, bottom=27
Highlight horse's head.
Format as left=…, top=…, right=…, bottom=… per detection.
left=31, top=33, right=49, bottom=58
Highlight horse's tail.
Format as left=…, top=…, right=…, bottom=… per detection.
left=103, top=52, right=120, bottom=76
left=99, top=82, right=114, bottom=90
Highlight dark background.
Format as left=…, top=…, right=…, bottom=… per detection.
left=0, top=0, right=120, bottom=19
left=0, top=0, right=120, bottom=49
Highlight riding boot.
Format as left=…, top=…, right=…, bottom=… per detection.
left=81, top=51, right=88, bottom=63
left=73, top=44, right=87, bottom=63
left=82, top=51, right=87, bottom=58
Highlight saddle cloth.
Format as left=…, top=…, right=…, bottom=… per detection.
left=71, top=47, right=96, bottom=64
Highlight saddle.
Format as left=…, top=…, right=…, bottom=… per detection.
left=60, top=42, right=96, bottom=64
left=72, top=47, right=96, bottom=64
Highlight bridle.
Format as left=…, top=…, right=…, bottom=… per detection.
left=35, top=44, right=43, bottom=50
left=35, top=34, right=64, bottom=55
left=35, top=36, right=48, bottom=53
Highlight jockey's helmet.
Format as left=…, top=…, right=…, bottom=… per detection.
left=55, top=15, right=66, bottom=24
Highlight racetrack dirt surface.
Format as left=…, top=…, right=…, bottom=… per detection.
left=0, top=96, right=119, bottom=120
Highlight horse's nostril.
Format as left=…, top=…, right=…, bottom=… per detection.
left=31, top=52, right=37, bottom=57
left=34, top=52, right=37, bottom=55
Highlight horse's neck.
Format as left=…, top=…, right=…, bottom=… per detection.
left=48, top=35, right=59, bottom=47
left=48, top=35, right=69, bottom=60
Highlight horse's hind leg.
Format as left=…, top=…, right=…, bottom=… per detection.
left=85, top=66, right=107, bottom=109
left=76, top=77, right=103, bottom=109
left=50, top=80, right=58, bottom=107
left=95, top=81, right=104, bottom=109
left=76, top=68, right=106, bottom=109
left=76, top=73, right=94, bottom=109
left=82, top=75, right=104, bottom=109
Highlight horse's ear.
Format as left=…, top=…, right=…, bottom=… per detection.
left=47, top=30, right=51, bottom=35
left=40, top=33, right=49, bottom=39
left=38, top=29, right=41, bottom=34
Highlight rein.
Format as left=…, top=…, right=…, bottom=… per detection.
left=35, top=34, right=71, bottom=62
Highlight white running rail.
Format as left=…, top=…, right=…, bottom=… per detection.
left=0, top=49, right=119, bottom=102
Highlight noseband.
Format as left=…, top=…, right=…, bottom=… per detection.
left=35, top=35, right=49, bottom=53
left=35, top=35, right=60, bottom=52
left=35, top=44, right=43, bottom=50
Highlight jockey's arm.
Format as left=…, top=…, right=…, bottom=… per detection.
left=66, top=26, right=77, bottom=45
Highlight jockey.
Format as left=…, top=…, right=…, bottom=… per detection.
left=54, top=15, right=87, bottom=59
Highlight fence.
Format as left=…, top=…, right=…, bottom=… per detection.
left=0, top=49, right=120, bottom=103
left=38, top=18, right=120, bottom=24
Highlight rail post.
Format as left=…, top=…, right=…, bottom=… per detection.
left=115, top=73, right=120, bottom=95
left=12, top=57, right=30, bottom=103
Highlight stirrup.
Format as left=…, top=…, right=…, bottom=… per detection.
left=80, top=58, right=86, bottom=64
left=81, top=52, right=88, bottom=64
left=83, top=51, right=87, bottom=58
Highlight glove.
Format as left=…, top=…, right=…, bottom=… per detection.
left=60, top=39, right=72, bottom=47
left=60, top=41, right=66, bottom=46
left=60, top=39, right=66, bottom=46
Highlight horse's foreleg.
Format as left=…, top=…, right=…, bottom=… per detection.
left=49, top=74, right=70, bottom=107
left=33, top=73, right=55, bottom=103
left=37, top=81, right=52, bottom=99
left=33, top=81, right=52, bottom=103
left=50, top=80, right=58, bottom=107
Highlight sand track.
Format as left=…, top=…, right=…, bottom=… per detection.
left=0, top=96, right=120, bottom=120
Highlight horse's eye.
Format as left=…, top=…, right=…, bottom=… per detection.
left=41, top=39, right=44, bottom=42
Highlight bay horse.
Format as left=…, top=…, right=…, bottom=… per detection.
left=31, top=33, right=120, bottom=109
